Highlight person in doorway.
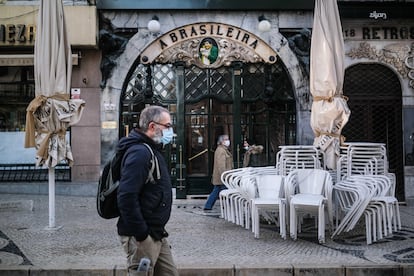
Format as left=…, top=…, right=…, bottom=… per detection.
left=117, top=105, right=179, bottom=276
left=204, top=134, right=234, bottom=210
left=242, top=139, right=264, bottom=167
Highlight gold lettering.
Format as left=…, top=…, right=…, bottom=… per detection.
left=0, top=25, right=5, bottom=42
left=27, top=24, right=35, bottom=43
left=17, top=24, right=26, bottom=42
left=7, top=24, right=15, bottom=43
left=0, top=24, right=36, bottom=45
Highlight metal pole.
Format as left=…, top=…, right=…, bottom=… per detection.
left=48, top=167, right=55, bottom=228
left=45, top=167, right=62, bottom=230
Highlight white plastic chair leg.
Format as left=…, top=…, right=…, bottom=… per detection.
left=280, top=203, right=287, bottom=239
left=290, top=204, right=297, bottom=240
left=318, top=203, right=325, bottom=244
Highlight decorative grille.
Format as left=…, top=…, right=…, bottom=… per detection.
left=184, top=66, right=207, bottom=102
left=242, top=64, right=265, bottom=100
left=124, top=64, right=147, bottom=104
left=209, top=67, right=232, bottom=101
left=153, top=64, right=176, bottom=101
left=121, top=60, right=296, bottom=170
left=184, top=66, right=232, bottom=102
left=124, top=64, right=176, bottom=104
left=343, top=63, right=404, bottom=200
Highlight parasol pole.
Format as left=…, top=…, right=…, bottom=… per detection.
left=46, top=166, right=61, bottom=230
left=48, top=167, right=56, bottom=228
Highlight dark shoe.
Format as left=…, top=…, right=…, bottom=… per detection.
left=203, top=208, right=212, bottom=211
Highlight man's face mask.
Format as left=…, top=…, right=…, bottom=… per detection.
left=161, top=127, right=174, bottom=145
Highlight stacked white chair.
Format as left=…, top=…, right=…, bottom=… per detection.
left=333, top=176, right=378, bottom=244
left=373, top=174, right=401, bottom=232
left=218, top=143, right=401, bottom=245
left=220, top=168, right=247, bottom=222
left=250, top=174, right=286, bottom=239
left=219, top=166, right=279, bottom=230
left=332, top=174, right=401, bottom=244
left=332, top=142, right=402, bottom=244
left=356, top=175, right=401, bottom=240
left=336, top=142, right=389, bottom=180
left=276, top=146, right=325, bottom=176
left=285, top=169, right=334, bottom=244
left=220, top=168, right=252, bottom=223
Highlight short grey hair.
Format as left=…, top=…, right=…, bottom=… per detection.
left=217, top=134, right=229, bottom=145
left=139, top=105, right=169, bottom=131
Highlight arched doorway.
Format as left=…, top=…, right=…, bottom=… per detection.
left=114, top=23, right=302, bottom=198
left=343, top=63, right=404, bottom=200
left=120, top=60, right=296, bottom=197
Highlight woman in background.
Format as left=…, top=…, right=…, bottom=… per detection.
left=203, top=134, right=233, bottom=210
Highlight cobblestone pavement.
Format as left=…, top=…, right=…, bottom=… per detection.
left=0, top=193, right=414, bottom=270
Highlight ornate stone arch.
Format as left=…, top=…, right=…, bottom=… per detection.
left=101, top=22, right=312, bottom=160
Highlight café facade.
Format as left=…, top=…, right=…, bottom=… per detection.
left=1, top=0, right=414, bottom=204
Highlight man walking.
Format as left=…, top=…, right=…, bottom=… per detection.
left=117, top=105, right=179, bottom=276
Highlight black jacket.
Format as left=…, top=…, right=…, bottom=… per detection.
left=116, top=129, right=172, bottom=241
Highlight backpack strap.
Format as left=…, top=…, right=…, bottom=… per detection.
left=142, top=143, right=160, bottom=184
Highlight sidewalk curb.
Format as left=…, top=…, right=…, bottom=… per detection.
left=1, top=264, right=413, bottom=276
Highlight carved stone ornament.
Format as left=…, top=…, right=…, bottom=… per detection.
left=140, top=23, right=278, bottom=68
left=155, top=37, right=268, bottom=68
left=346, top=42, right=411, bottom=84
left=405, top=43, right=414, bottom=89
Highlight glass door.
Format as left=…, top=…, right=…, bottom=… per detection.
left=181, top=66, right=234, bottom=195
left=185, top=98, right=233, bottom=195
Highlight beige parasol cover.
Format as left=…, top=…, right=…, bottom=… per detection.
left=24, top=0, right=85, bottom=229
left=24, top=0, right=85, bottom=168
left=310, top=0, right=351, bottom=169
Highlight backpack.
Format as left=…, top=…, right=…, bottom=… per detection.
left=97, top=143, right=160, bottom=219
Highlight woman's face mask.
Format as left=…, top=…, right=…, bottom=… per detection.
left=223, top=140, right=230, bottom=147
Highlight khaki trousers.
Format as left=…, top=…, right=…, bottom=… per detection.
left=120, top=235, right=179, bottom=276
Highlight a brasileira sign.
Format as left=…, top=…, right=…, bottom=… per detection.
left=140, top=22, right=278, bottom=68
